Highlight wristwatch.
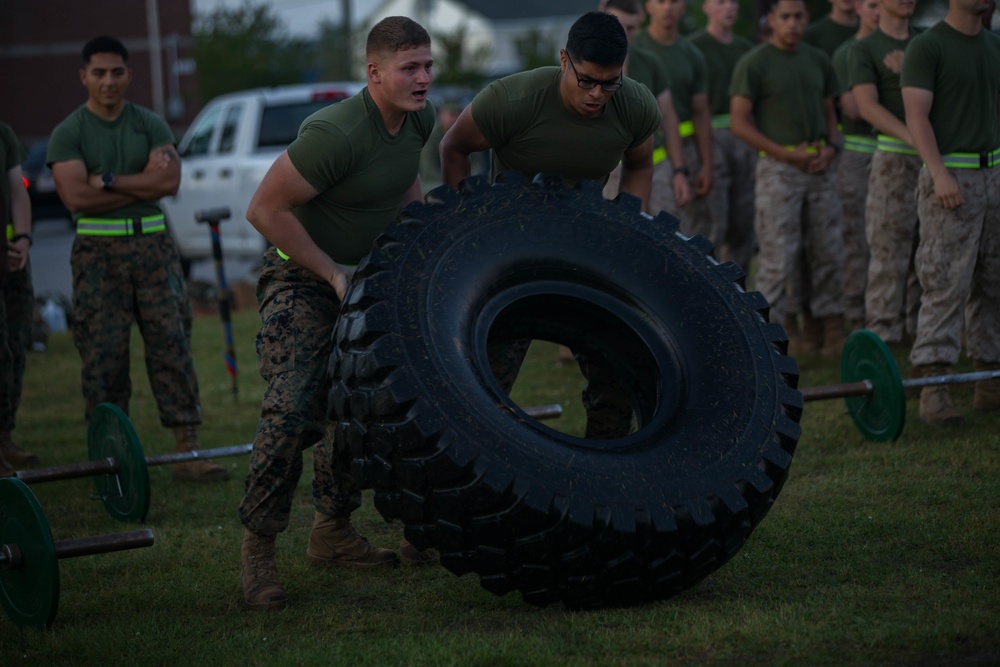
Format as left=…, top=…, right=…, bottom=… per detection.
left=102, top=171, right=115, bottom=191
left=672, top=166, right=690, bottom=176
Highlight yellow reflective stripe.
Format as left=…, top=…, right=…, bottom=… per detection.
left=844, top=135, right=877, bottom=154
left=876, top=134, right=918, bottom=155
left=276, top=247, right=290, bottom=260
left=678, top=120, right=695, bottom=138
left=939, top=146, right=1000, bottom=169
left=759, top=144, right=821, bottom=157
left=711, top=114, right=731, bottom=129
left=76, top=214, right=166, bottom=236
left=652, top=147, right=667, bottom=165
left=5, top=224, right=12, bottom=241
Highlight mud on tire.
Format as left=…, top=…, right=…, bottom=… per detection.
left=328, top=173, right=802, bottom=609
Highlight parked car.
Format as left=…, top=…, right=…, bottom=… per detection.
left=161, top=81, right=365, bottom=271
left=21, top=140, right=71, bottom=223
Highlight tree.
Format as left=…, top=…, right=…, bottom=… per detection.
left=193, top=1, right=313, bottom=102
left=514, top=28, right=558, bottom=72
left=433, top=25, right=492, bottom=88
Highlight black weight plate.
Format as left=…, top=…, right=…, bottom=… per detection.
left=87, top=403, right=150, bottom=522
left=0, top=478, right=59, bottom=628
left=841, top=330, right=905, bottom=441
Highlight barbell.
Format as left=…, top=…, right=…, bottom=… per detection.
left=0, top=477, right=154, bottom=628
left=13, top=402, right=565, bottom=523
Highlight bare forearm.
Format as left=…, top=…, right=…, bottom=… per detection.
left=248, top=206, right=343, bottom=283
left=440, top=142, right=471, bottom=189
left=109, top=170, right=180, bottom=201
left=10, top=183, right=31, bottom=235
left=619, top=164, right=653, bottom=211
left=906, top=114, right=945, bottom=178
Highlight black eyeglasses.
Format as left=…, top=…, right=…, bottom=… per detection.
left=566, top=58, right=623, bottom=92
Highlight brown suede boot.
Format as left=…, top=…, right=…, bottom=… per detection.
left=0, top=430, right=40, bottom=467
left=171, top=425, right=229, bottom=482
left=917, top=365, right=965, bottom=426
left=801, top=313, right=824, bottom=354
left=820, top=316, right=845, bottom=361
left=973, top=361, right=1000, bottom=412
left=306, top=513, right=399, bottom=568
left=241, top=530, right=288, bottom=610
left=784, top=314, right=803, bottom=356
left=399, top=539, right=440, bottom=566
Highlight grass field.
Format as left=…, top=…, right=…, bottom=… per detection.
left=1, top=303, right=998, bottom=666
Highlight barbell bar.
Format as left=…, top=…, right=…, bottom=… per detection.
left=798, top=330, right=1000, bottom=441
left=13, top=402, right=565, bottom=523
left=0, top=477, right=154, bottom=628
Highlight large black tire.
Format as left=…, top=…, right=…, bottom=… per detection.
left=329, top=173, right=802, bottom=609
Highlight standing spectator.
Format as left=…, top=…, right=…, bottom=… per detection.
left=0, top=121, right=40, bottom=476
left=239, top=17, right=438, bottom=610
left=730, top=0, right=846, bottom=359
left=850, top=0, right=922, bottom=350
left=831, top=0, right=880, bottom=332
left=634, top=0, right=714, bottom=235
left=804, top=0, right=861, bottom=56
left=47, top=36, right=227, bottom=482
left=440, top=12, right=661, bottom=439
left=901, top=0, right=1000, bottom=424
left=690, top=0, right=758, bottom=274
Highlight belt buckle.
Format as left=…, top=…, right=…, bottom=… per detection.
left=130, top=216, right=142, bottom=235
left=981, top=152, right=989, bottom=169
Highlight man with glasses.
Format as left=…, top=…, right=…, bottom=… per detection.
left=440, top=11, right=661, bottom=439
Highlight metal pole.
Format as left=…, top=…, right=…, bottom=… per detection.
left=54, top=530, right=155, bottom=560
left=145, top=0, right=165, bottom=118
left=800, top=370, right=1000, bottom=402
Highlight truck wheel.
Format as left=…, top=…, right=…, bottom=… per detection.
left=329, top=173, right=802, bottom=609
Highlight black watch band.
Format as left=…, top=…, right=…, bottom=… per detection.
left=102, top=171, right=115, bottom=191
left=10, top=233, right=32, bottom=247
left=672, top=165, right=690, bottom=176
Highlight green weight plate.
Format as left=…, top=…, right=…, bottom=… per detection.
left=87, top=403, right=150, bottom=522
left=841, top=330, right=905, bottom=441
left=0, top=478, right=60, bottom=628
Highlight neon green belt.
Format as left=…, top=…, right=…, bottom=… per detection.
left=844, top=135, right=877, bottom=155
left=876, top=134, right=918, bottom=156
left=273, top=248, right=357, bottom=272
left=652, top=121, right=698, bottom=165
left=759, top=144, right=821, bottom=158
left=5, top=224, right=12, bottom=241
left=939, top=146, right=1000, bottom=169
left=711, top=114, right=731, bottom=129
left=76, top=214, right=166, bottom=236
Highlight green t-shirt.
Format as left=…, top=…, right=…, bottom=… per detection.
left=730, top=42, right=838, bottom=145
left=628, top=44, right=671, bottom=97
left=832, top=38, right=873, bottom=137
left=47, top=102, right=175, bottom=219
left=287, top=87, right=436, bottom=265
left=900, top=22, right=1000, bottom=155
left=632, top=31, right=707, bottom=122
left=471, top=67, right=661, bottom=186
left=803, top=15, right=859, bottom=58
left=1, top=121, right=26, bottom=229
left=847, top=28, right=919, bottom=123
left=689, top=30, right=755, bottom=116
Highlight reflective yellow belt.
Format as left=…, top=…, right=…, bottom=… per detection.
left=653, top=120, right=697, bottom=165
left=844, top=135, right=877, bottom=155
left=939, top=146, right=1000, bottom=169
left=711, top=114, right=731, bottom=129
left=876, top=134, right=918, bottom=156
left=759, top=144, right=821, bottom=158
left=5, top=224, right=12, bottom=241
left=76, top=214, right=166, bottom=236
left=274, top=248, right=356, bottom=273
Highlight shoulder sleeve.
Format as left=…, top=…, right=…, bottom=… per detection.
left=820, top=50, right=839, bottom=98
left=832, top=46, right=850, bottom=93
left=625, top=81, right=662, bottom=149
left=729, top=50, right=756, bottom=99
left=471, top=75, right=525, bottom=149
left=687, top=42, right=709, bottom=95
left=846, top=39, right=877, bottom=88
left=144, top=109, right=177, bottom=147
left=0, top=123, right=24, bottom=171
left=46, top=114, right=83, bottom=166
left=900, top=33, right=935, bottom=90
left=287, top=118, right=354, bottom=193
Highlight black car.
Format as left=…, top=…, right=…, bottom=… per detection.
left=21, top=140, right=70, bottom=222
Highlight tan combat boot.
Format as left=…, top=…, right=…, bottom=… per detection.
left=916, top=364, right=965, bottom=426
left=306, top=512, right=399, bottom=568
left=784, top=314, right=803, bottom=356
left=171, top=425, right=229, bottom=482
left=973, top=361, right=1000, bottom=412
left=241, top=530, right=288, bottom=610
left=801, top=313, right=824, bottom=355
left=820, top=316, right=846, bottom=361
left=0, top=430, right=40, bottom=467
left=399, top=539, right=440, bottom=566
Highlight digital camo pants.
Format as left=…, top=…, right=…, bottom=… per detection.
left=649, top=137, right=713, bottom=243
left=0, top=264, right=33, bottom=432
left=910, top=166, right=1000, bottom=367
left=239, top=249, right=360, bottom=537
left=837, top=148, right=872, bottom=325
left=708, top=128, right=757, bottom=275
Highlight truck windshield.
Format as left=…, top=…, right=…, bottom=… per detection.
left=257, top=101, right=333, bottom=150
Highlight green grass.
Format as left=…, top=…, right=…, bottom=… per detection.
left=1, top=305, right=998, bottom=666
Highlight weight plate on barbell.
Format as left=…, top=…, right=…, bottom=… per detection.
left=841, top=330, right=905, bottom=441
left=0, top=478, right=60, bottom=628
left=87, top=403, right=150, bottom=522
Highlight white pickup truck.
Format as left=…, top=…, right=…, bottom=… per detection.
left=162, top=82, right=365, bottom=270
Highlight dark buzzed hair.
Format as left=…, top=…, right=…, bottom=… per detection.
left=603, top=0, right=644, bottom=14
left=82, top=35, right=128, bottom=64
left=366, top=16, right=431, bottom=59
left=566, top=11, right=628, bottom=67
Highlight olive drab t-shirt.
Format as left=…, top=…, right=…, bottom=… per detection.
left=900, top=22, right=1000, bottom=155
left=627, top=45, right=671, bottom=97
left=1, top=122, right=26, bottom=230
left=471, top=67, right=661, bottom=187
left=803, top=15, right=859, bottom=57
left=689, top=30, right=755, bottom=117
left=631, top=31, right=707, bottom=122
left=847, top=28, right=920, bottom=123
left=287, top=87, right=436, bottom=265
left=832, top=38, right=874, bottom=137
left=729, top=42, right=838, bottom=146
left=46, top=102, right=175, bottom=220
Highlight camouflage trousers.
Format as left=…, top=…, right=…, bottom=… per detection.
left=489, top=340, right=633, bottom=439
left=754, top=155, right=845, bottom=323
left=837, top=147, right=872, bottom=324
left=239, top=248, right=359, bottom=537
left=70, top=233, right=201, bottom=426
left=864, top=150, right=922, bottom=343
left=649, top=137, right=713, bottom=241
left=0, top=264, right=33, bottom=432
left=910, top=166, right=1000, bottom=367
left=708, top=128, right=757, bottom=275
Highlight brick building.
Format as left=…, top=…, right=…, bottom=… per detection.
left=0, top=0, right=200, bottom=143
